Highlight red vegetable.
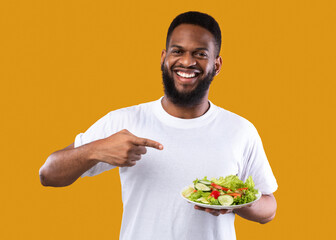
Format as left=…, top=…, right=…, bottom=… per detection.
left=237, top=187, right=248, bottom=191
left=211, top=183, right=230, bottom=191
left=227, top=193, right=241, bottom=198
left=210, top=190, right=221, bottom=199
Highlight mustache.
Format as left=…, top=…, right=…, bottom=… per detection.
left=172, top=65, right=200, bottom=71
left=160, top=62, right=200, bottom=71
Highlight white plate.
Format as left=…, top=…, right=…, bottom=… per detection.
left=180, top=185, right=262, bottom=210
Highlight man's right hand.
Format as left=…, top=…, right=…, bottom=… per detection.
left=39, top=129, right=163, bottom=187
left=90, top=129, right=164, bottom=167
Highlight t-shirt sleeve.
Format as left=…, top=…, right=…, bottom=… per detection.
left=239, top=126, right=278, bottom=195
left=74, top=113, right=116, bottom=177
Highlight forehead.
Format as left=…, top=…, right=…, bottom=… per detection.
left=168, top=24, right=216, bottom=51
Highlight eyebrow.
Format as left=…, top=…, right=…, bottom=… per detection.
left=170, top=45, right=209, bottom=51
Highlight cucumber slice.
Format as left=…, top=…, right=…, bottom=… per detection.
left=197, top=197, right=210, bottom=204
left=182, top=186, right=195, bottom=198
left=218, top=195, right=234, bottom=206
left=195, top=183, right=211, bottom=191
left=199, top=180, right=212, bottom=185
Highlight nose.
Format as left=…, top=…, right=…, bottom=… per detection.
left=178, top=52, right=196, bottom=67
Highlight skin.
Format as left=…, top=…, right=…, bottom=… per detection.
left=161, top=24, right=277, bottom=223
left=39, top=129, right=163, bottom=187
left=40, top=23, right=276, bottom=223
left=161, top=24, right=222, bottom=119
left=194, top=194, right=277, bottom=224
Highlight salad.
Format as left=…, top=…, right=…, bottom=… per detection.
left=182, top=175, right=259, bottom=206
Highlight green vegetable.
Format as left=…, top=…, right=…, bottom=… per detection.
left=218, top=195, right=234, bottom=206
left=182, top=186, right=195, bottom=198
left=195, top=183, right=211, bottom=191
left=189, top=191, right=203, bottom=201
left=209, top=197, right=219, bottom=205
left=211, top=175, right=245, bottom=191
left=199, top=180, right=212, bottom=185
left=245, top=176, right=255, bottom=189
left=186, top=175, right=259, bottom=206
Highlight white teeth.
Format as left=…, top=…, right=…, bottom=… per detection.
left=176, top=71, right=196, bottom=78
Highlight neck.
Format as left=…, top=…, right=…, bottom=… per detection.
left=161, top=94, right=210, bottom=119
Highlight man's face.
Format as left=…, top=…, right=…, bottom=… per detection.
left=161, top=24, right=222, bottom=107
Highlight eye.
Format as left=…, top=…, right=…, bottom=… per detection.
left=171, top=49, right=182, bottom=54
left=195, top=52, right=208, bottom=58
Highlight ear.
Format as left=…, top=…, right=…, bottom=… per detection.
left=161, top=49, right=166, bottom=66
left=214, top=56, right=222, bottom=76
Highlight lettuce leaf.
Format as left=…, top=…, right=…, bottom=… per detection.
left=245, top=176, right=255, bottom=189
left=211, top=175, right=245, bottom=190
left=189, top=191, right=203, bottom=201
left=209, top=197, right=219, bottom=205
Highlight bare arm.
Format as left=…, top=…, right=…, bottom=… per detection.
left=39, top=143, right=99, bottom=187
left=194, top=193, right=277, bottom=224
left=233, top=193, right=277, bottom=224
left=39, top=129, right=163, bottom=187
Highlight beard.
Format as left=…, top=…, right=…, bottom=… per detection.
left=161, top=63, right=216, bottom=107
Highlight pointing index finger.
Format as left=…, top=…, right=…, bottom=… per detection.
left=133, top=136, right=164, bottom=150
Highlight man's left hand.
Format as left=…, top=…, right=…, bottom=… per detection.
left=194, top=194, right=277, bottom=224
left=194, top=205, right=233, bottom=216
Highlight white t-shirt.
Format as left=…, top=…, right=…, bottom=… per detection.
left=75, top=98, right=278, bottom=240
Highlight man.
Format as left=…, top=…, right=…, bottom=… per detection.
left=39, top=11, right=277, bottom=240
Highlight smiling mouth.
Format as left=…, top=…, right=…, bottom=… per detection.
left=174, top=69, right=202, bottom=82
left=175, top=71, right=200, bottom=78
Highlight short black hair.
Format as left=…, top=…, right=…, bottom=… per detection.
left=166, top=11, right=222, bottom=57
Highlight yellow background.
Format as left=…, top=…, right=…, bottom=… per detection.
left=1, top=0, right=335, bottom=239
